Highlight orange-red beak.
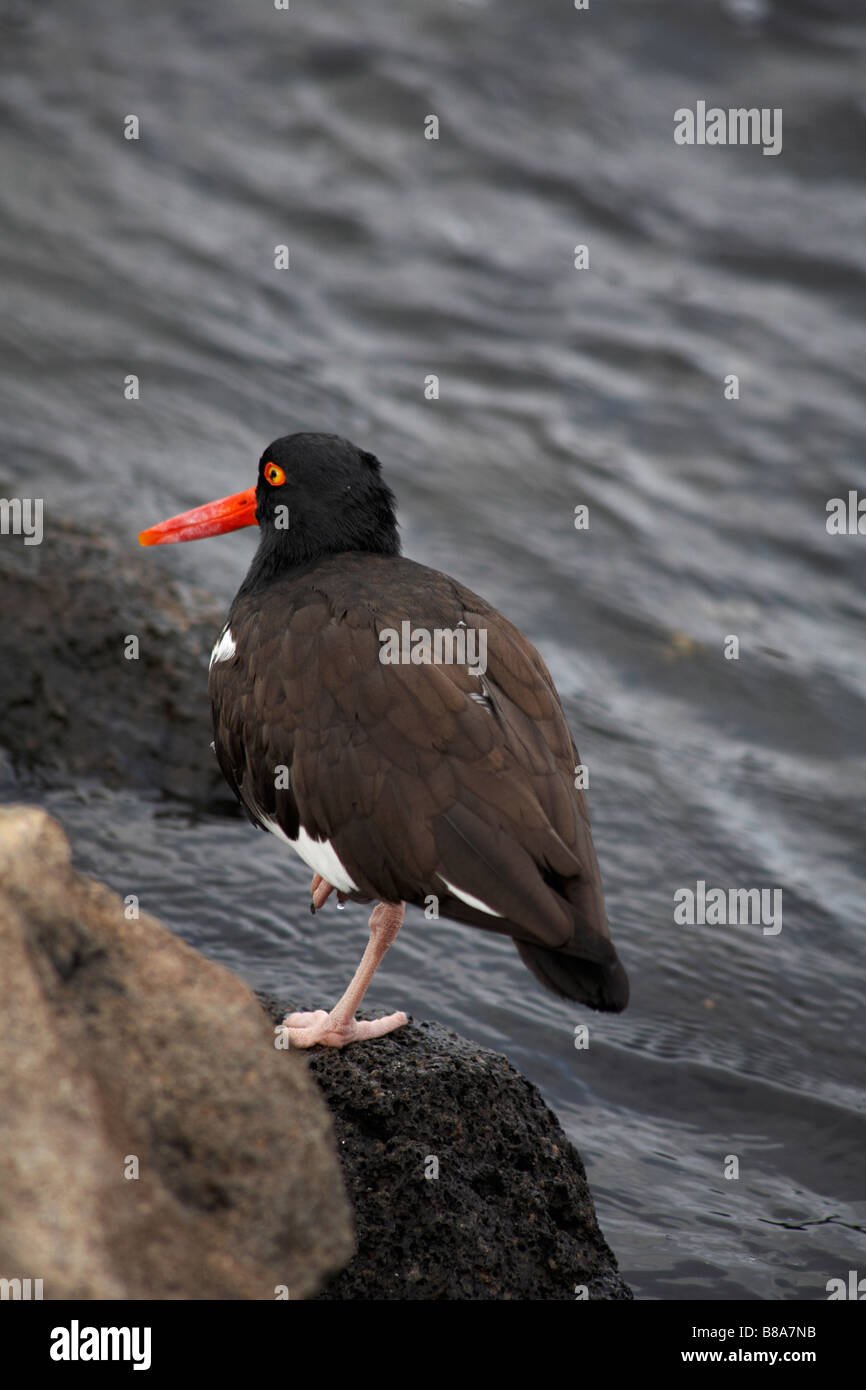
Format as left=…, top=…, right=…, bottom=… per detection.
left=138, top=486, right=258, bottom=546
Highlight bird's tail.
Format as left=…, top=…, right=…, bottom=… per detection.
left=514, top=937, right=629, bottom=1012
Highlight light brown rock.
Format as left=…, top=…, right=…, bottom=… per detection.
left=0, top=805, right=353, bottom=1300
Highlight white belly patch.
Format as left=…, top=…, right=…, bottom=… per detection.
left=264, top=817, right=359, bottom=894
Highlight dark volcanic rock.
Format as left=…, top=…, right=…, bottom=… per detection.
left=0, top=806, right=353, bottom=1300
left=261, top=996, right=632, bottom=1301
left=0, top=519, right=227, bottom=803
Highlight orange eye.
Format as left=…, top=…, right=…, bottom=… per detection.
left=264, top=462, right=286, bottom=487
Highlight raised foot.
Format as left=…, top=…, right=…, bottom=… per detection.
left=310, top=873, right=335, bottom=913
left=283, top=1008, right=409, bottom=1049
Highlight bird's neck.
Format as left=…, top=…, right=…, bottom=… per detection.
left=235, top=521, right=400, bottom=601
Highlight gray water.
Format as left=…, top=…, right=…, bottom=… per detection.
left=1, top=0, right=864, bottom=1299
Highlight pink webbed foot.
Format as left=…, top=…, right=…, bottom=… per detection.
left=282, top=1008, right=409, bottom=1049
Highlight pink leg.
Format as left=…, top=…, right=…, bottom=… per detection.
left=284, top=900, right=408, bottom=1048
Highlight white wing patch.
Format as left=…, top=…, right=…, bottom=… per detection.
left=439, top=875, right=504, bottom=917
left=209, top=626, right=237, bottom=669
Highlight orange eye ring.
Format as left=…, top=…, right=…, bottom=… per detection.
left=264, top=462, right=286, bottom=487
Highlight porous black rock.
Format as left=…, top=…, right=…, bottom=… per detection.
left=261, top=996, right=632, bottom=1301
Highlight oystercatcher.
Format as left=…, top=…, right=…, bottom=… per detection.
left=140, top=433, right=629, bottom=1046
